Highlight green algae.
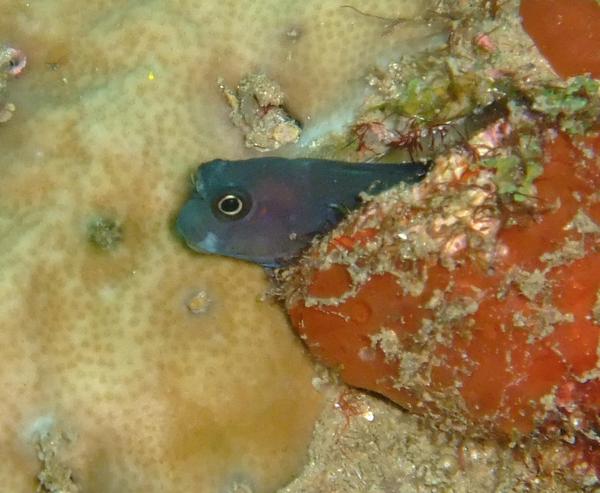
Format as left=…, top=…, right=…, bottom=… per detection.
left=484, top=76, right=599, bottom=201
left=481, top=156, right=543, bottom=201
left=366, top=63, right=598, bottom=203
left=335, top=0, right=598, bottom=208
left=373, top=58, right=497, bottom=124
left=532, top=76, right=600, bottom=135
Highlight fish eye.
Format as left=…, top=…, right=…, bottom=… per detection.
left=213, top=192, right=251, bottom=220
left=217, top=194, right=243, bottom=215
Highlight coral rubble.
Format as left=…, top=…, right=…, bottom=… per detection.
left=219, top=73, right=301, bottom=152
left=0, top=44, right=26, bottom=123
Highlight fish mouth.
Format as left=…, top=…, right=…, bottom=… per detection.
left=176, top=197, right=214, bottom=254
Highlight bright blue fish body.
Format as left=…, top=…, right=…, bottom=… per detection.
left=176, top=157, right=429, bottom=267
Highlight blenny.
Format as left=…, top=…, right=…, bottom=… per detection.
left=176, top=157, right=429, bottom=266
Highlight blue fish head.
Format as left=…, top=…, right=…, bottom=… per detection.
left=176, top=157, right=429, bottom=267
left=176, top=159, right=314, bottom=267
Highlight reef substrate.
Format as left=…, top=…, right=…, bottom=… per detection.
left=280, top=0, right=600, bottom=488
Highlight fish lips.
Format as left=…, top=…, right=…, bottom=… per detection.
left=176, top=196, right=222, bottom=255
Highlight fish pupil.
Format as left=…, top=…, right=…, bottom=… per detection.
left=217, top=194, right=244, bottom=216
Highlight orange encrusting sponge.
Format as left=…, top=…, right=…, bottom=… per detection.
left=288, top=133, right=600, bottom=482
left=521, top=0, right=600, bottom=78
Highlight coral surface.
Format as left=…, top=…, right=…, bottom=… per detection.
left=3, top=0, right=598, bottom=491
left=0, top=0, right=443, bottom=490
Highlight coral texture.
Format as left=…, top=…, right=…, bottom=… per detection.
left=0, top=0, right=441, bottom=490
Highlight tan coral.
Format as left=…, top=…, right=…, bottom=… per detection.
left=0, top=0, right=446, bottom=490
